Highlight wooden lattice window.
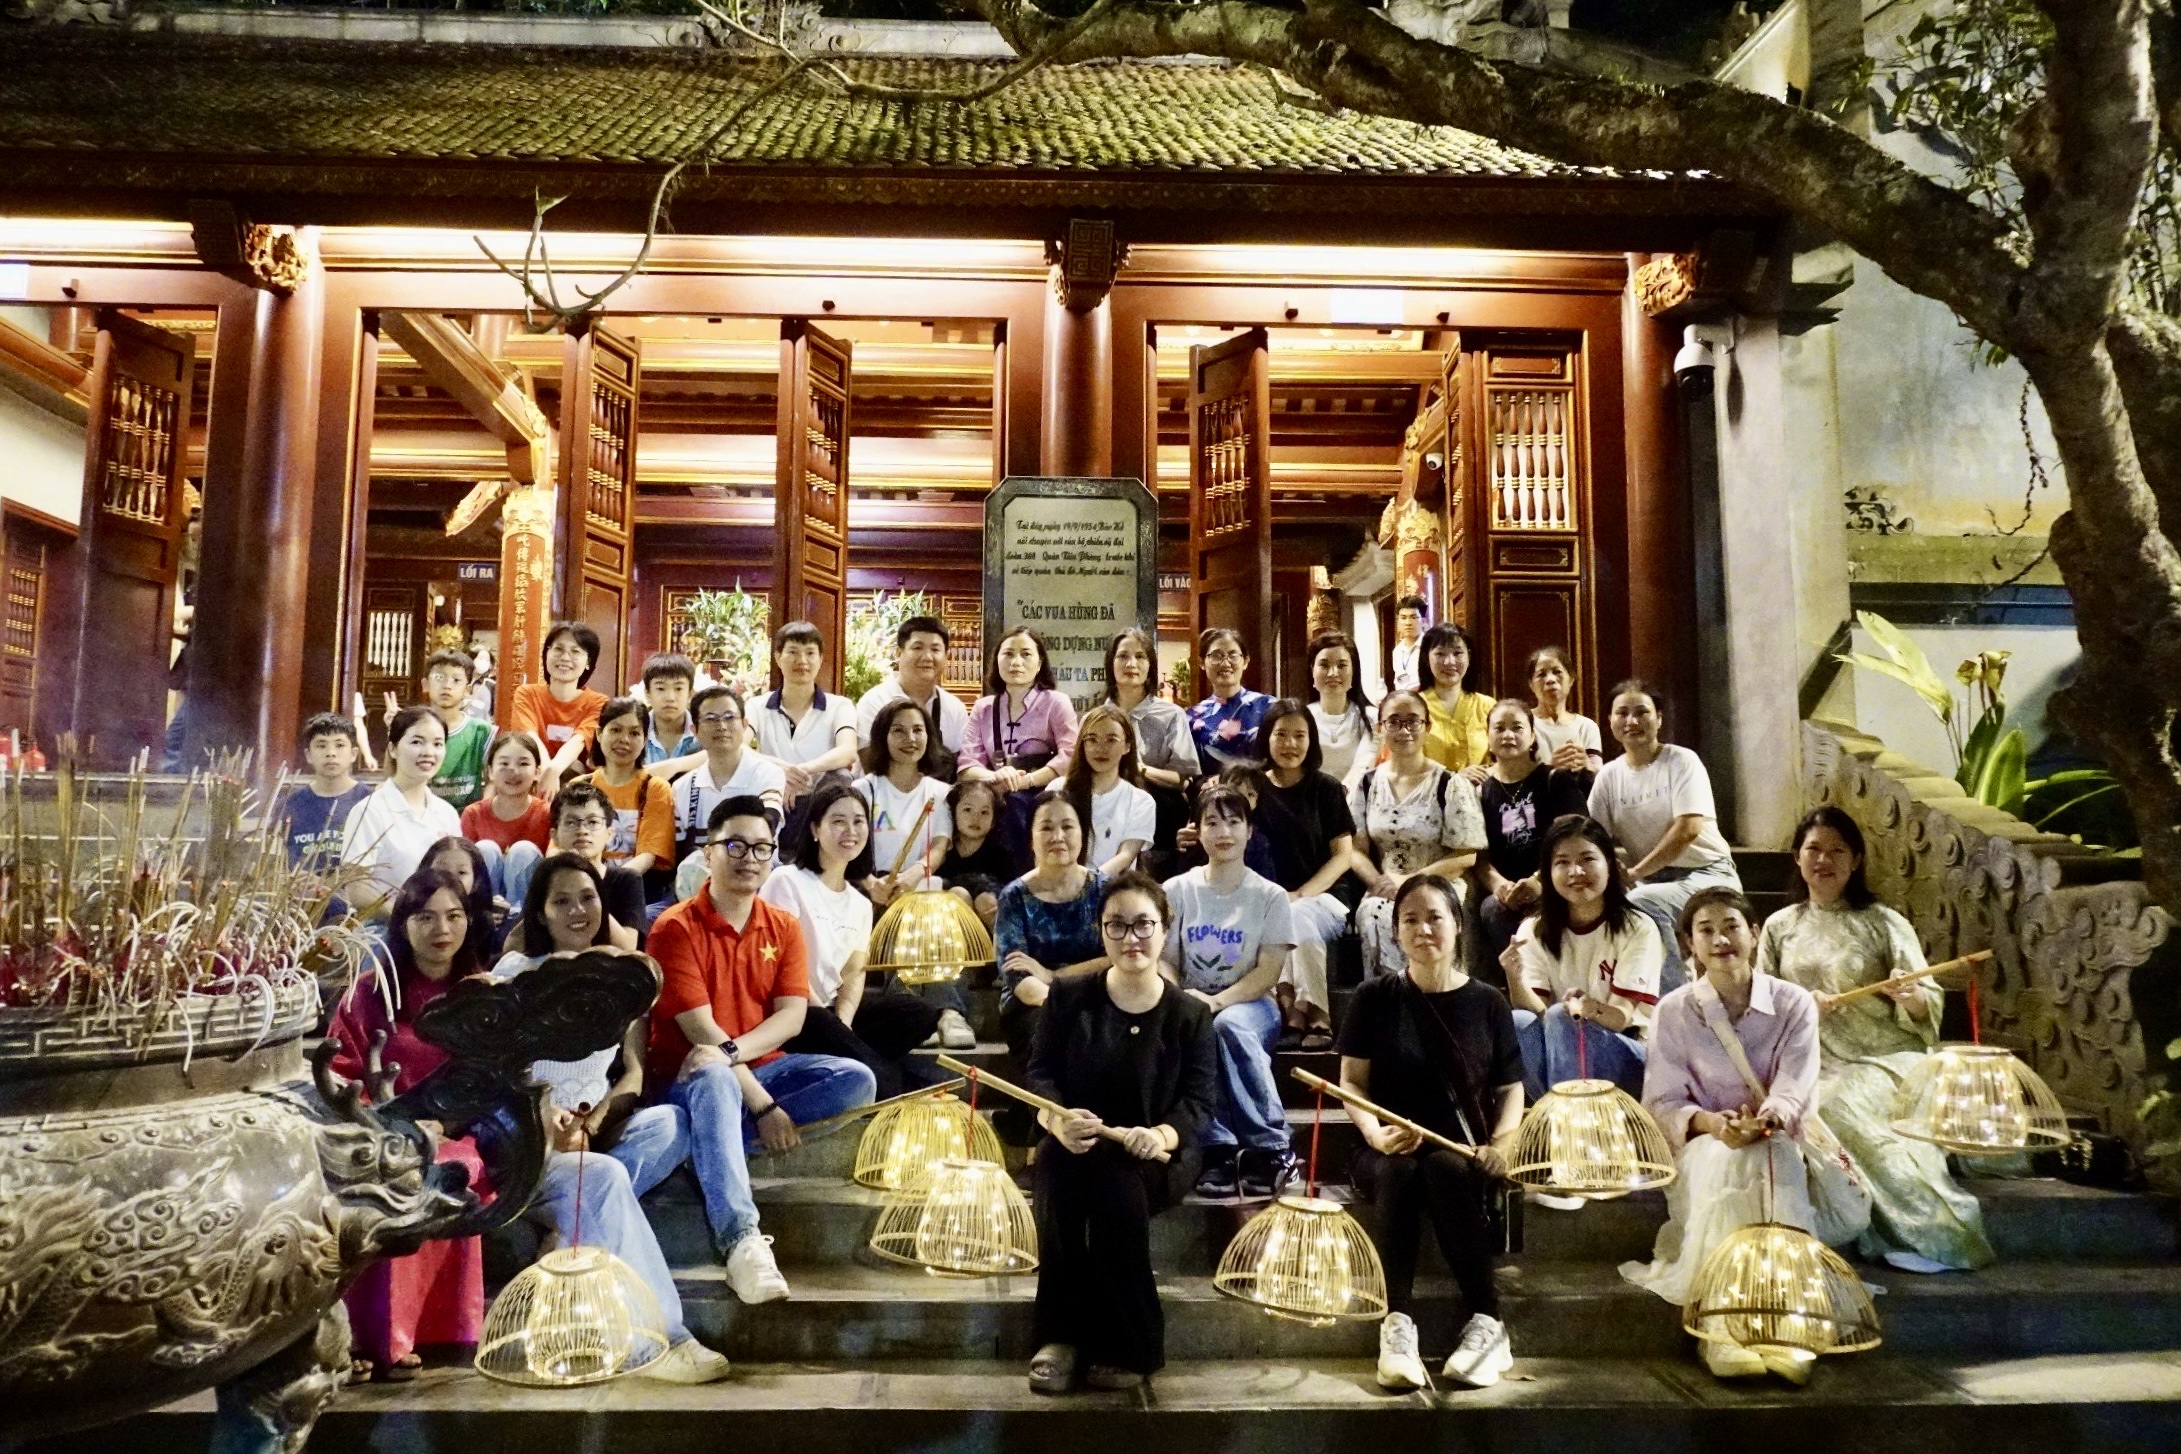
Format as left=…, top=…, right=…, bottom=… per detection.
left=583, top=344, right=636, bottom=535
left=366, top=605, right=417, bottom=681
left=939, top=594, right=984, bottom=693
left=1486, top=383, right=1577, bottom=533
left=0, top=517, right=49, bottom=729
left=803, top=345, right=847, bottom=530
left=1197, top=396, right=1253, bottom=538
left=99, top=374, right=182, bottom=525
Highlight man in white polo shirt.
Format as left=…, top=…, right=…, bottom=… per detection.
left=752, top=621, right=861, bottom=807
left=854, top=614, right=968, bottom=758
left=673, top=686, right=789, bottom=900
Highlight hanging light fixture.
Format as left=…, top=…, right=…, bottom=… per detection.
left=1891, top=1044, right=2071, bottom=1155
left=475, top=1245, right=669, bottom=1386
left=869, top=1155, right=1039, bottom=1276
left=854, top=1091, right=1004, bottom=1191
left=1682, top=1222, right=1882, bottom=1357
left=1509, top=1076, right=1677, bottom=1201
left=868, top=890, right=995, bottom=987
left=1885, top=955, right=2071, bottom=1156
left=1214, top=1194, right=1387, bottom=1326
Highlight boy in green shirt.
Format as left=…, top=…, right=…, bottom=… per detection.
left=385, top=648, right=493, bottom=810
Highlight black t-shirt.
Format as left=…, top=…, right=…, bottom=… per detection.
left=1335, top=975, right=1523, bottom=1144
left=1478, top=766, right=1591, bottom=882
left=1257, top=771, right=1357, bottom=892
left=602, top=864, right=649, bottom=947
left=939, top=834, right=1020, bottom=896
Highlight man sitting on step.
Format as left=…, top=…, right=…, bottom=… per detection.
left=645, top=795, right=879, bottom=1304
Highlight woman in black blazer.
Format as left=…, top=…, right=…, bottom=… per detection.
left=1023, top=869, right=1218, bottom=1395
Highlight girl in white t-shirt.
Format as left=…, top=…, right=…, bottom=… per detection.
left=760, top=779, right=961, bottom=1083
left=1501, top=815, right=1659, bottom=1118
left=1064, top=702, right=1157, bottom=877
left=1305, top=630, right=1377, bottom=786
left=853, top=698, right=954, bottom=906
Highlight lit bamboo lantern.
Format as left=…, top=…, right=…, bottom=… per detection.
left=475, top=1245, right=669, bottom=1386
left=869, top=1156, right=1038, bottom=1276
left=1890, top=1043, right=2071, bottom=1155
left=854, top=1093, right=1004, bottom=1191
left=868, top=890, right=995, bottom=987
left=1682, top=1222, right=1881, bottom=1356
left=1508, top=1078, right=1678, bottom=1200
left=1213, top=1194, right=1388, bottom=1326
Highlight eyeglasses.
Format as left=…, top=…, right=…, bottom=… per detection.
left=697, top=711, right=742, bottom=728
left=1382, top=715, right=1427, bottom=733
left=1204, top=650, right=1244, bottom=665
left=1100, top=917, right=1162, bottom=941
left=559, top=815, right=612, bottom=832
left=708, top=838, right=777, bottom=860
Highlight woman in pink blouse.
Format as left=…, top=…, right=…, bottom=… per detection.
left=1619, top=884, right=1859, bottom=1384
left=961, top=628, right=1079, bottom=867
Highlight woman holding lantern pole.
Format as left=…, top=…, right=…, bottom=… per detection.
left=1337, top=873, right=1525, bottom=1394
left=1023, top=870, right=1218, bottom=1395
left=1622, top=885, right=1863, bottom=1383
left=1758, top=806, right=1994, bottom=1275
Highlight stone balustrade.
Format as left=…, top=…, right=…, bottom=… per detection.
left=1802, top=719, right=2178, bottom=1175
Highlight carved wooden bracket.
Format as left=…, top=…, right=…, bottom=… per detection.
left=1634, top=231, right=1761, bottom=321
left=1047, top=217, right=1126, bottom=310
left=187, top=203, right=311, bottom=296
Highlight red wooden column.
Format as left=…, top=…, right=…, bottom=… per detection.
left=187, top=227, right=325, bottom=775
left=1622, top=253, right=1700, bottom=731
left=1039, top=220, right=1122, bottom=478
left=497, top=486, right=554, bottom=730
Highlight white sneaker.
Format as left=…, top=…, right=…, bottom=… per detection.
left=723, top=1231, right=790, bottom=1304
left=937, top=1010, right=978, bottom=1050
left=1441, top=1312, right=1512, bottom=1389
left=1528, top=1191, right=1587, bottom=1212
left=1375, top=1311, right=1429, bottom=1392
left=642, top=1337, right=731, bottom=1384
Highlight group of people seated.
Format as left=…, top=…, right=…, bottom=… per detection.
left=292, top=604, right=1998, bottom=1397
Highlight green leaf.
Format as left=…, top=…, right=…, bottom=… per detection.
left=1957, top=706, right=2005, bottom=791
left=1847, top=611, right=1953, bottom=719
left=1967, top=728, right=2027, bottom=813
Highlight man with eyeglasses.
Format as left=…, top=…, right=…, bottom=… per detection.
left=502, top=782, right=645, bottom=948
left=645, top=795, right=878, bottom=1305
left=672, top=686, right=788, bottom=898
left=853, top=614, right=968, bottom=758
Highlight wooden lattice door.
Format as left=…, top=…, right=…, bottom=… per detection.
left=57, top=312, right=195, bottom=767
left=774, top=320, right=852, bottom=693
left=557, top=322, right=640, bottom=693
left=0, top=509, right=56, bottom=739
left=1187, top=328, right=1273, bottom=688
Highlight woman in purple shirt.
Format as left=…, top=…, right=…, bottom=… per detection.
left=962, top=628, right=1080, bottom=868
left=1619, top=885, right=1856, bottom=1384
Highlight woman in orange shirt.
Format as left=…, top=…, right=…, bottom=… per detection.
left=510, top=621, right=609, bottom=796
left=589, top=696, right=677, bottom=890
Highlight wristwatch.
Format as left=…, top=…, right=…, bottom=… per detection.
left=719, top=1037, right=740, bottom=1065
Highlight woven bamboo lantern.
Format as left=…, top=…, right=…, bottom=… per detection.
left=1682, top=1222, right=1881, bottom=1356
left=475, top=1246, right=669, bottom=1386
left=1890, top=1043, right=2072, bottom=1156
left=868, top=890, right=995, bottom=987
left=869, top=1157, right=1038, bottom=1276
left=1213, top=1194, right=1388, bottom=1326
left=1508, top=1078, right=1678, bottom=1200
left=854, top=1094, right=1004, bottom=1191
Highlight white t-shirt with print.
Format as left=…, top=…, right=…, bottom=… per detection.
left=759, top=863, right=875, bottom=1010
left=853, top=772, right=953, bottom=884
left=1159, top=865, right=1296, bottom=996
left=1511, top=911, right=1663, bottom=1031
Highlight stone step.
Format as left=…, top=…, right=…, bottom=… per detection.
left=671, top=1259, right=2181, bottom=1363
left=55, top=1353, right=2181, bottom=1454
left=647, top=1172, right=2174, bottom=1272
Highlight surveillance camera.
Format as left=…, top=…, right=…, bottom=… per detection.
left=1674, top=322, right=1733, bottom=387
left=1674, top=326, right=1714, bottom=384
left=1424, top=451, right=1445, bottom=473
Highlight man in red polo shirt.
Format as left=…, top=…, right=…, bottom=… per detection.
left=644, top=794, right=877, bottom=1303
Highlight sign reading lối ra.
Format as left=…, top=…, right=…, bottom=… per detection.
left=982, top=477, right=1160, bottom=708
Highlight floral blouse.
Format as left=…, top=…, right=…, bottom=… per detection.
left=1188, top=689, right=1275, bottom=771
left=1347, top=761, right=1486, bottom=877
left=1756, top=899, right=1940, bottom=1063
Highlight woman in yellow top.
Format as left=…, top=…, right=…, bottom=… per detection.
left=1418, top=622, right=1491, bottom=777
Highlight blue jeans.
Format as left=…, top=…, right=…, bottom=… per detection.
left=531, top=1145, right=690, bottom=1345
left=1206, top=997, right=1288, bottom=1151
left=499, top=841, right=545, bottom=911
left=664, top=1054, right=876, bottom=1252
left=1512, top=1003, right=1647, bottom=1101
left=1628, top=863, right=1740, bottom=994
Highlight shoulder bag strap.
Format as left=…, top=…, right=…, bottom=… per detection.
left=1691, top=976, right=1770, bottom=1105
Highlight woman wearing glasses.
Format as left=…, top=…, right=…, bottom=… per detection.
left=1024, top=870, right=1218, bottom=1395
left=1349, top=691, right=1487, bottom=979
left=1186, top=628, right=1275, bottom=772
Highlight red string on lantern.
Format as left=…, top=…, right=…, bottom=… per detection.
left=1305, top=1086, right=1325, bottom=1198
